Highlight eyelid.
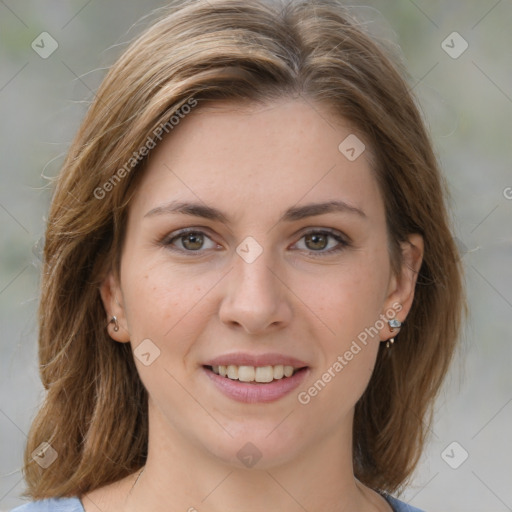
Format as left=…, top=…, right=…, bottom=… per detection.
left=290, top=228, right=350, bottom=254
left=295, top=226, right=350, bottom=242
left=160, top=227, right=221, bottom=252
left=160, top=226, right=351, bottom=256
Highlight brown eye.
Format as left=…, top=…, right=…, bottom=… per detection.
left=163, top=229, right=218, bottom=253
left=181, top=232, right=204, bottom=250
left=293, top=229, right=349, bottom=256
left=304, top=232, right=328, bottom=250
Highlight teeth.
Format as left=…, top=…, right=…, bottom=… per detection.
left=255, top=366, right=274, bottom=383
left=210, top=364, right=299, bottom=383
left=238, top=365, right=255, bottom=382
left=283, top=365, right=294, bottom=377
left=273, top=365, right=284, bottom=379
left=227, top=364, right=238, bottom=379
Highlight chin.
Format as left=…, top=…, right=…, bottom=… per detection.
left=203, top=428, right=308, bottom=471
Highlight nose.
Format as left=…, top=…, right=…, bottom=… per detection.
left=218, top=248, right=293, bottom=335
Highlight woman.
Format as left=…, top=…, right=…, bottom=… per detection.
left=12, top=0, right=465, bottom=511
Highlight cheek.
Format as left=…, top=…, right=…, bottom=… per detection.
left=124, top=272, right=176, bottom=337
left=120, top=263, right=216, bottom=397
left=121, top=260, right=218, bottom=350
left=293, top=253, right=389, bottom=344
left=290, top=252, right=388, bottom=401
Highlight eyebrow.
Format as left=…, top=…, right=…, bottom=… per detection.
left=144, top=199, right=367, bottom=223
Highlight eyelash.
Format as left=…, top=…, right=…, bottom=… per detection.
left=160, top=227, right=350, bottom=258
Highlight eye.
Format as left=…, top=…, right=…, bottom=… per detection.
left=163, top=229, right=219, bottom=252
left=160, top=227, right=350, bottom=256
left=293, top=229, right=349, bottom=256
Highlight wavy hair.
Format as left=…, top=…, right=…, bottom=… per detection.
left=22, top=0, right=466, bottom=498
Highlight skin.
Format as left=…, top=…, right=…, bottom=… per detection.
left=83, top=98, right=423, bottom=512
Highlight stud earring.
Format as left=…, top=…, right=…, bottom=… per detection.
left=388, top=318, right=402, bottom=331
left=385, top=318, right=402, bottom=349
left=110, top=316, right=119, bottom=332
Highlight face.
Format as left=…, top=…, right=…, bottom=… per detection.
left=101, top=98, right=423, bottom=470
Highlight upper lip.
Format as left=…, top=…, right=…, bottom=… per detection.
left=203, top=352, right=309, bottom=368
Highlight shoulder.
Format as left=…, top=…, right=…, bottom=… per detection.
left=384, top=495, right=426, bottom=512
left=10, top=494, right=424, bottom=512
left=9, top=497, right=84, bottom=512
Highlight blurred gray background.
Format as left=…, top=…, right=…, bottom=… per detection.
left=1, top=1, right=511, bottom=511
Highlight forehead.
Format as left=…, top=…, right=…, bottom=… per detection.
left=128, top=98, right=383, bottom=223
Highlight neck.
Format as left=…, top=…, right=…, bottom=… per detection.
left=118, top=403, right=385, bottom=512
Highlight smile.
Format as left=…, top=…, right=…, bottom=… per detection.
left=207, top=364, right=303, bottom=383
left=202, top=365, right=310, bottom=403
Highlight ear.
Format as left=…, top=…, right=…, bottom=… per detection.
left=99, top=272, right=131, bottom=343
left=379, top=233, right=424, bottom=340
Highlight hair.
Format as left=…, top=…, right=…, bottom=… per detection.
left=22, top=0, right=466, bottom=499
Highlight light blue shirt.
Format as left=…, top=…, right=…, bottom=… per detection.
left=10, top=495, right=425, bottom=511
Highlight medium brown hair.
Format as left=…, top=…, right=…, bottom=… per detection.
left=22, top=0, right=466, bottom=498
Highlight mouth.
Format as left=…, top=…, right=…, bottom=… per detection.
left=201, top=353, right=311, bottom=403
left=202, top=364, right=308, bottom=384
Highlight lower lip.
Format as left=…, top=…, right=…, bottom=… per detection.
left=202, top=366, right=310, bottom=403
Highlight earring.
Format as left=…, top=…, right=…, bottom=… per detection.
left=385, top=318, right=402, bottom=349
left=388, top=318, right=402, bottom=331
left=110, top=316, right=119, bottom=332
